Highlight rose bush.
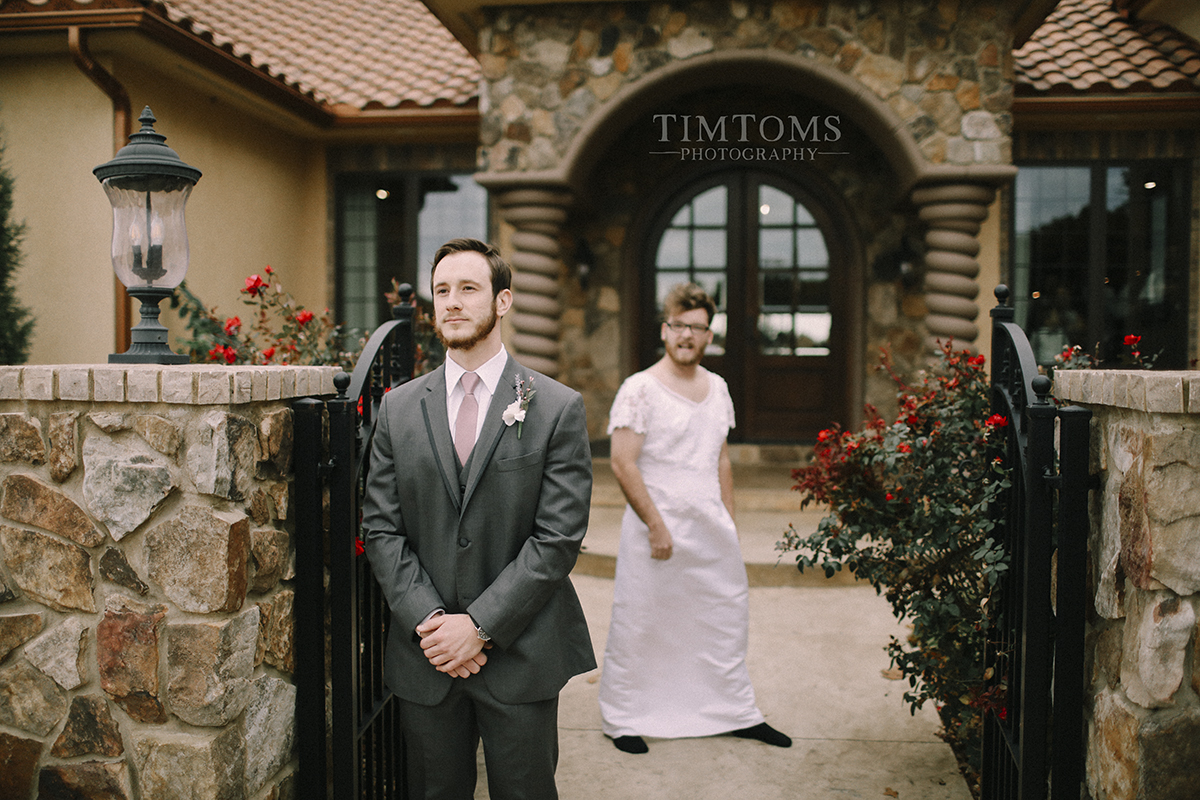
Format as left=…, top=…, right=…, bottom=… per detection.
left=779, top=340, right=1010, bottom=790
left=1053, top=333, right=1174, bottom=371
left=173, top=265, right=364, bottom=368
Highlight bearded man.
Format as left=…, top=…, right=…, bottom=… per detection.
left=362, top=238, right=595, bottom=799
left=597, top=282, right=791, bottom=754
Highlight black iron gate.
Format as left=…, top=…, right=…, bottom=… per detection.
left=982, top=286, right=1091, bottom=800
left=295, top=286, right=422, bottom=800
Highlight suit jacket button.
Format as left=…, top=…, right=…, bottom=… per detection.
left=458, top=537, right=470, bottom=548
left=459, top=484, right=466, bottom=495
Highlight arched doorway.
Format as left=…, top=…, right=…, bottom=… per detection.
left=640, top=170, right=855, bottom=442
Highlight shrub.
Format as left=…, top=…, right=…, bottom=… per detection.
left=0, top=140, right=34, bottom=364
left=779, top=341, right=1010, bottom=788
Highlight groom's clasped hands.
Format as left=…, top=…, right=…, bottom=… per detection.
left=416, top=612, right=492, bottom=678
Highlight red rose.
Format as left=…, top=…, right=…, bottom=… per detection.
left=262, top=347, right=275, bottom=360
left=223, top=316, right=241, bottom=335
left=296, top=310, right=314, bottom=325
left=223, top=347, right=237, bottom=364
left=244, top=274, right=267, bottom=296
left=985, top=414, right=1009, bottom=428
left=1124, top=334, right=1141, bottom=346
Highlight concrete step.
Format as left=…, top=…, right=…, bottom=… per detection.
left=590, top=451, right=808, bottom=512
left=578, top=449, right=858, bottom=588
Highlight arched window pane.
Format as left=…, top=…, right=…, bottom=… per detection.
left=759, top=185, right=793, bottom=225
left=796, top=229, right=828, bottom=267
left=656, top=229, right=689, bottom=268
left=693, top=230, right=726, bottom=268
left=692, top=186, right=727, bottom=225
left=756, top=184, right=830, bottom=356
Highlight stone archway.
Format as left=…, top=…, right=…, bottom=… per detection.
left=477, top=46, right=1015, bottom=381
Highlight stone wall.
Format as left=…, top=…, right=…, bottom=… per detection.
left=478, top=0, right=1014, bottom=174
left=0, top=364, right=336, bottom=800
left=1053, top=369, right=1200, bottom=800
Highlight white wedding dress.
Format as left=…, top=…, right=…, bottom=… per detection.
left=598, top=368, right=765, bottom=739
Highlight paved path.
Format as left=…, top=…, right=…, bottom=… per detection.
left=470, top=457, right=974, bottom=798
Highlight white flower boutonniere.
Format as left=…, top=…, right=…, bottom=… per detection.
left=503, top=376, right=536, bottom=438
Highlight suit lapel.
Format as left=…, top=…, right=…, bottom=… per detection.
left=461, top=356, right=522, bottom=508
left=419, top=366, right=461, bottom=510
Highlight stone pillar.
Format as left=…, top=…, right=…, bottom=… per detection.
left=496, top=188, right=574, bottom=377
left=0, top=364, right=331, bottom=800
left=911, top=183, right=996, bottom=347
left=1053, top=370, right=1200, bottom=800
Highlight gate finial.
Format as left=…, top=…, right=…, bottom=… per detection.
left=992, top=285, right=1014, bottom=322
left=1032, top=375, right=1052, bottom=405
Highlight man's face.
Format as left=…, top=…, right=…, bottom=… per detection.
left=432, top=251, right=508, bottom=351
left=661, top=307, right=713, bottom=367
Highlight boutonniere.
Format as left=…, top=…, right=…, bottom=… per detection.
left=503, top=375, right=536, bottom=438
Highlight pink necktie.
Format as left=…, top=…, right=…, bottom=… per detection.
left=455, top=372, right=480, bottom=465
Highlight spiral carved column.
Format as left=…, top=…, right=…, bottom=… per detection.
left=911, top=183, right=996, bottom=347
left=496, top=188, right=574, bottom=377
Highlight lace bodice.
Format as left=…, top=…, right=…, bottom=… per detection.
left=607, top=368, right=735, bottom=501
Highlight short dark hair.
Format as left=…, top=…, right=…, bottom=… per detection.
left=663, top=283, right=716, bottom=324
left=431, top=238, right=512, bottom=297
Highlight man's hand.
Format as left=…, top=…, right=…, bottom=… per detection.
left=648, top=526, right=673, bottom=560
left=416, top=613, right=489, bottom=678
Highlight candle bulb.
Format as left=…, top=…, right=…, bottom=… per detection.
left=130, top=222, right=143, bottom=275
left=148, top=214, right=164, bottom=280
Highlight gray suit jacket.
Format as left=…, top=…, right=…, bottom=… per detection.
left=362, top=355, right=596, bottom=706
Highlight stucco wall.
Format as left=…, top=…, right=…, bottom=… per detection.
left=1, top=54, right=115, bottom=366
left=0, top=36, right=328, bottom=367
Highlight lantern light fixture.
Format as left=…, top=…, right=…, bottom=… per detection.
left=94, top=106, right=201, bottom=364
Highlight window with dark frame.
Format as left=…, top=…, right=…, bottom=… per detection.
left=1012, top=161, right=1191, bottom=368
left=335, top=172, right=487, bottom=333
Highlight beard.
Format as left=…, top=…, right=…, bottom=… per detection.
left=435, top=299, right=498, bottom=351
left=665, top=338, right=706, bottom=367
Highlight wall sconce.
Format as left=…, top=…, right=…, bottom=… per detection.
left=94, top=106, right=201, bottom=364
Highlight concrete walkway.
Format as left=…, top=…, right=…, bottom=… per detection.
left=477, top=456, right=974, bottom=799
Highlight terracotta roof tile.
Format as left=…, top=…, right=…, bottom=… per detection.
left=1016, top=0, right=1200, bottom=95
left=159, top=0, right=479, bottom=110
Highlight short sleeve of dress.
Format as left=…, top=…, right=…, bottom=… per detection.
left=714, top=373, right=736, bottom=431
left=607, top=374, right=651, bottom=435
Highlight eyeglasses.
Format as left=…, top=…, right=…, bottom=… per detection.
left=664, top=321, right=711, bottom=335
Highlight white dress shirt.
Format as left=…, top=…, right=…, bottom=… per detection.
left=444, top=345, right=508, bottom=453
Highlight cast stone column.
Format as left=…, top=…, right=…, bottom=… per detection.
left=496, top=188, right=573, bottom=377
left=911, top=183, right=996, bottom=347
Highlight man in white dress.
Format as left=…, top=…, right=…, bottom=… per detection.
left=598, top=283, right=791, bottom=754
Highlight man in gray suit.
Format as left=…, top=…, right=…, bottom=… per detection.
left=362, top=238, right=595, bottom=799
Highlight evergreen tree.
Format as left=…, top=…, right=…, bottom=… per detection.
left=0, top=139, right=34, bottom=364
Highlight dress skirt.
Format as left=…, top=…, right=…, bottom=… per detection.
left=598, top=492, right=764, bottom=739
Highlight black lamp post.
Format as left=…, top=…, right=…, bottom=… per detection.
left=94, top=106, right=201, bottom=364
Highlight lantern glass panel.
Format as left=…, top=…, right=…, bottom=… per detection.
left=102, top=175, right=193, bottom=290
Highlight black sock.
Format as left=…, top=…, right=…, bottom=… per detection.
left=730, top=723, right=792, bottom=748
left=612, top=735, right=649, bottom=754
